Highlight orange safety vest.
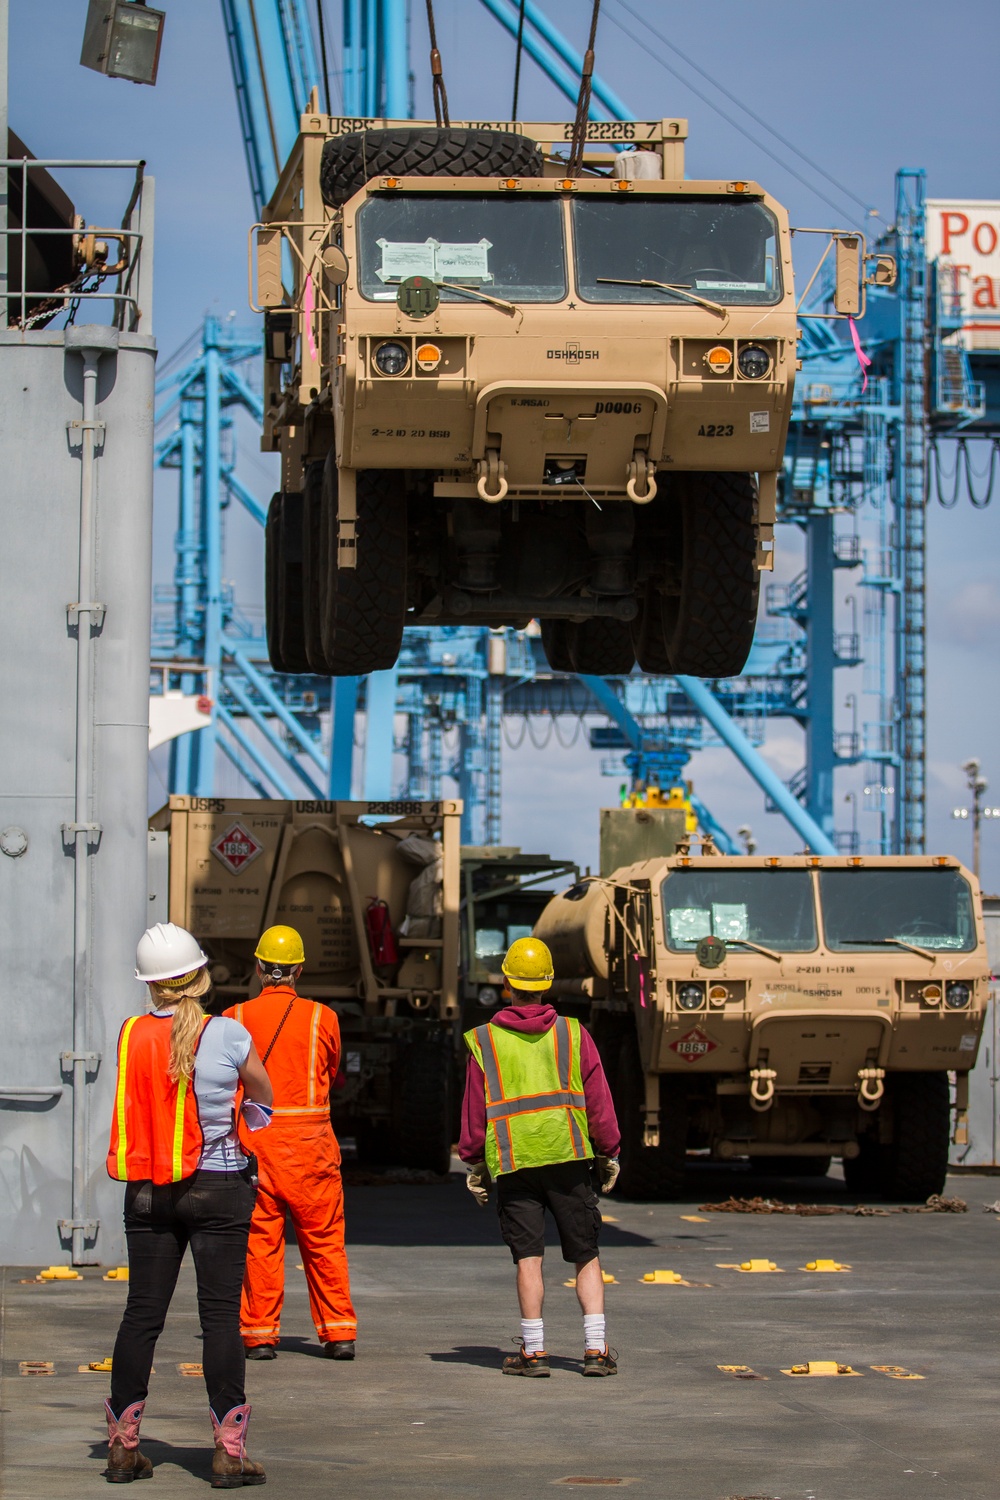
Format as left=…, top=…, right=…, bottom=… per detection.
left=229, top=988, right=339, bottom=1125
left=107, top=1013, right=210, bottom=1184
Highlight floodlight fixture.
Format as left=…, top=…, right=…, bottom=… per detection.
left=80, top=1, right=165, bottom=87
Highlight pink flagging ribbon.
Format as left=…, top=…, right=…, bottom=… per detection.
left=848, top=316, right=871, bottom=393
left=303, top=273, right=318, bottom=361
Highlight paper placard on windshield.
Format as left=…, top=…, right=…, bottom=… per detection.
left=695, top=280, right=768, bottom=291
left=376, top=238, right=437, bottom=282
left=712, top=904, right=749, bottom=941
left=670, top=907, right=712, bottom=943
left=436, top=239, right=493, bottom=283
left=376, top=237, right=493, bottom=284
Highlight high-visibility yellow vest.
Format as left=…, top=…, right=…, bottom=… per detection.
left=464, top=1016, right=593, bottom=1177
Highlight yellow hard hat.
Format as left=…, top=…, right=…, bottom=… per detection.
left=501, top=936, right=554, bottom=992
left=255, top=925, right=305, bottom=965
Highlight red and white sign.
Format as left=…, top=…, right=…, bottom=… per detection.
left=927, top=199, right=1000, bottom=350
left=211, top=822, right=264, bottom=874
left=669, top=1026, right=719, bottom=1064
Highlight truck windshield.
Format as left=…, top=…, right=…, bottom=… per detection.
left=356, top=193, right=567, bottom=302
left=573, top=197, right=782, bottom=305
left=819, top=870, right=977, bottom=952
left=660, top=870, right=816, bottom=952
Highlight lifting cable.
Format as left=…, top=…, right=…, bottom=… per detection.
left=315, top=1, right=333, bottom=115
left=566, top=0, right=602, bottom=178
left=510, top=0, right=527, bottom=120
left=424, top=0, right=450, bottom=128
left=927, top=437, right=999, bottom=508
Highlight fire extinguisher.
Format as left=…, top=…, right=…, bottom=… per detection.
left=365, top=897, right=399, bottom=966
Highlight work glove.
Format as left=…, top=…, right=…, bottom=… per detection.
left=465, top=1162, right=491, bottom=1207
left=596, top=1155, right=620, bottom=1194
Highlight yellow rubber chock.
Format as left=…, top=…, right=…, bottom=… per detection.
left=38, top=1266, right=82, bottom=1281
left=801, top=1259, right=851, bottom=1273
left=82, top=1358, right=114, bottom=1373
left=564, top=1271, right=618, bottom=1287
left=642, top=1270, right=686, bottom=1284
left=103, top=1267, right=129, bottom=1281
left=783, top=1360, right=862, bottom=1377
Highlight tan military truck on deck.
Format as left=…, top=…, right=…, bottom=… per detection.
left=253, top=111, right=888, bottom=679
left=149, top=796, right=461, bottom=1173
left=534, top=852, right=989, bottom=1200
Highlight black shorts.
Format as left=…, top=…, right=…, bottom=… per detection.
left=495, top=1160, right=602, bottom=1265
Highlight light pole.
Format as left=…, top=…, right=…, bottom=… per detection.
left=951, top=758, right=1000, bottom=881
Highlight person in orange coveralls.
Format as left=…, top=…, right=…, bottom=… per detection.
left=225, top=924, right=358, bottom=1361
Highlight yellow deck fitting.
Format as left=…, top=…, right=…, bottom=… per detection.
left=716, top=1259, right=784, bottom=1273
left=680, top=1215, right=709, bottom=1223
left=103, top=1268, right=129, bottom=1281
left=19, top=1361, right=55, bottom=1376
left=564, top=1271, right=618, bottom=1287
left=641, top=1270, right=686, bottom=1284
left=800, top=1259, right=852, bottom=1273
left=871, top=1365, right=925, bottom=1380
left=38, top=1266, right=82, bottom=1281
left=79, top=1358, right=114, bottom=1373
left=717, top=1364, right=768, bottom=1380
left=782, top=1361, right=862, bottom=1377
left=178, top=1363, right=204, bottom=1377
left=601, top=1214, right=619, bottom=1223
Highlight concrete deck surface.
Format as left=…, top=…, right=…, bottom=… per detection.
left=2, top=1164, right=998, bottom=1499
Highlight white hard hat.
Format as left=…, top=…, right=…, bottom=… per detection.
left=135, top=922, right=208, bottom=983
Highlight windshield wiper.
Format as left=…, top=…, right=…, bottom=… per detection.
left=722, top=937, right=783, bottom=964
left=436, top=280, right=519, bottom=317
left=835, top=937, right=938, bottom=962
left=595, top=276, right=728, bottom=319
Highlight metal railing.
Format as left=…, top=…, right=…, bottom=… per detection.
left=0, top=159, right=151, bottom=333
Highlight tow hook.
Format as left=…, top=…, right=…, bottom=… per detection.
left=857, top=1067, right=885, bottom=1110
left=476, top=450, right=508, bottom=502
left=626, top=450, right=657, bottom=503
left=749, top=1068, right=776, bottom=1112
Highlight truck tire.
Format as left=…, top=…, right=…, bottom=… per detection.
left=540, top=619, right=574, bottom=673
left=616, top=1040, right=686, bottom=1200
left=265, top=491, right=311, bottom=673
left=879, top=1072, right=950, bottom=1202
left=567, top=618, right=636, bottom=676
left=396, top=1039, right=453, bottom=1176
left=842, top=1133, right=881, bottom=1194
left=321, top=466, right=407, bottom=675
left=301, top=460, right=329, bottom=674
left=320, top=128, right=544, bottom=207
left=662, top=471, right=759, bottom=677
left=631, top=582, right=672, bottom=674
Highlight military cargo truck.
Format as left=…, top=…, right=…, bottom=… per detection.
left=252, top=110, right=890, bottom=679
left=534, top=852, right=989, bottom=1201
left=149, top=796, right=461, bottom=1173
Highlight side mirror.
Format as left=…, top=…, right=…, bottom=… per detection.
left=833, top=234, right=862, bottom=316
left=867, top=253, right=897, bottom=288
left=321, top=244, right=350, bottom=286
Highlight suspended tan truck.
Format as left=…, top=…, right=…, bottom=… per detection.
left=252, top=110, right=894, bottom=678
left=149, top=797, right=461, bottom=1173
left=534, top=852, right=989, bottom=1201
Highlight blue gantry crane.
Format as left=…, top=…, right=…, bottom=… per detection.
left=151, top=1, right=1000, bottom=854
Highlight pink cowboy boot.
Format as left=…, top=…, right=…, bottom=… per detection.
left=210, top=1404, right=266, bottom=1488
left=104, top=1399, right=153, bottom=1483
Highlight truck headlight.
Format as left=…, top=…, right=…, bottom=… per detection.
left=945, top=981, right=971, bottom=1009
left=478, top=985, right=500, bottom=1007
left=738, top=344, right=771, bottom=379
left=373, top=340, right=410, bottom=376
left=677, top=983, right=705, bottom=1010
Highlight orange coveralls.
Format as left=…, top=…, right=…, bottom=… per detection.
left=225, top=986, right=357, bottom=1349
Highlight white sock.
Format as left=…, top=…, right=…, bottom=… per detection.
left=583, top=1313, right=606, bottom=1352
left=521, top=1318, right=545, bottom=1355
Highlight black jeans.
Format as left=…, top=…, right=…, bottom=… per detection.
left=110, top=1169, right=255, bottom=1419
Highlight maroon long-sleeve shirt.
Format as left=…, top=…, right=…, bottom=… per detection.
left=459, top=1003, right=621, bottom=1165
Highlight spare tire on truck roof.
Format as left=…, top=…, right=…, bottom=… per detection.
left=320, top=127, right=545, bottom=207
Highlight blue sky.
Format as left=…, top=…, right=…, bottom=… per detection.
left=11, top=0, right=1000, bottom=885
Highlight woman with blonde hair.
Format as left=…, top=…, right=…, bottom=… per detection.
left=104, top=922, right=273, bottom=1487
